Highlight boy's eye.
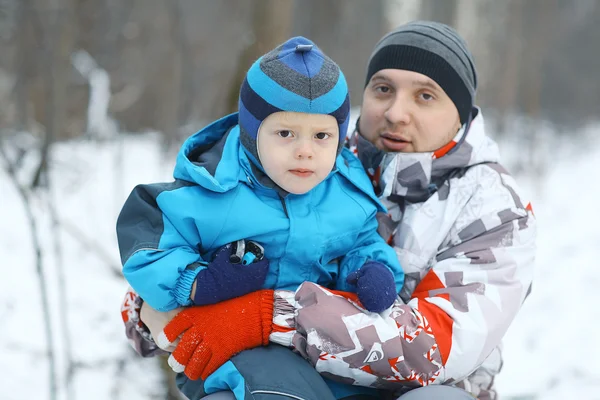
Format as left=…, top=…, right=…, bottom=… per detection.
left=315, top=132, right=331, bottom=140
left=278, top=130, right=293, bottom=138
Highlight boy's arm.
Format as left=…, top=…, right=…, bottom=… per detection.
left=117, top=182, right=205, bottom=312
left=336, top=214, right=404, bottom=294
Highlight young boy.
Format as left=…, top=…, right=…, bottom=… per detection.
left=117, top=37, right=403, bottom=329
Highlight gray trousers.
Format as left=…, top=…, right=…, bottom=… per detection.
left=203, top=385, right=475, bottom=399
left=396, top=386, right=475, bottom=399
left=186, top=345, right=473, bottom=400
left=176, top=345, right=378, bottom=400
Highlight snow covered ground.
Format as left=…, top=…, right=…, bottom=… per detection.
left=495, top=125, right=600, bottom=400
left=1, top=123, right=599, bottom=399
left=0, top=133, right=170, bottom=400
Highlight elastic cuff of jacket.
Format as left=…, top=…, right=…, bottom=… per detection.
left=350, top=255, right=369, bottom=272
left=363, top=259, right=389, bottom=270
left=259, top=289, right=275, bottom=346
left=363, top=260, right=395, bottom=277
left=173, top=267, right=201, bottom=306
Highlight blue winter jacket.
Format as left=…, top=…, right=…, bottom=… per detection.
left=117, top=113, right=403, bottom=312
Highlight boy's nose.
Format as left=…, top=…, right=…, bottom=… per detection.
left=295, top=141, right=314, bottom=159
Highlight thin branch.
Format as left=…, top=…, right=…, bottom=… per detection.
left=29, top=1, right=53, bottom=189
left=110, top=355, right=128, bottom=400
left=46, top=185, right=75, bottom=400
left=0, top=138, right=58, bottom=400
left=58, top=218, right=123, bottom=279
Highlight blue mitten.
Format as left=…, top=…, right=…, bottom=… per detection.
left=346, top=261, right=397, bottom=312
left=193, top=243, right=269, bottom=305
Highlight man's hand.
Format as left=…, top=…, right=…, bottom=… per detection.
left=158, top=289, right=275, bottom=380
left=140, top=302, right=183, bottom=352
left=346, top=261, right=397, bottom=312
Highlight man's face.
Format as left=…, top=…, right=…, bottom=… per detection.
left=257, top=111, right=339, bottom=195
left=359, top=69, right=461, bottom=153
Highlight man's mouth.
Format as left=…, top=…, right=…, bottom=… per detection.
left=289, top=169, right=314, bottom=177
left=380, top=133, right=411, bottom=151
left=381, top=133, right=410, bottom=143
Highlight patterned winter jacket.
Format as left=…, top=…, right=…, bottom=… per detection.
left=122, top=108, right=536, bottom=399
left=268, top=108, right=536, bottom=399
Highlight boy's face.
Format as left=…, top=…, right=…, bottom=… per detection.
left=257, top=112, right=339, bottom=195
left=359, top=69, right=461, bottom=153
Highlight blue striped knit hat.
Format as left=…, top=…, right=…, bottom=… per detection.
left=239, top=37, right=350, bottom=166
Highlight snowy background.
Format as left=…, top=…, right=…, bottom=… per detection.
left=2, top=112, right=600, bottom=400
left=2, top=1, right=599, bottom=398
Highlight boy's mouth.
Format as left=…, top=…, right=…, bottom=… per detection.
left=289, top=169, right=314, bottom=177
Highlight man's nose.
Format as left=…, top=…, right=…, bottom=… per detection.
left=384, top=95, right=412, bottom=125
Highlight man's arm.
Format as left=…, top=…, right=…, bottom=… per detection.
left=148, top=167, right=536, bottom=385
left=121, top=287, right=168, bottom=356
left=277, top=173, right=536, bottom=388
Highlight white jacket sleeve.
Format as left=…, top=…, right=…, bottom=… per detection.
left=270, top=164, right=536, bottom=389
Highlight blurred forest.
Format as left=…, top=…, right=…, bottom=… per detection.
left=1, top=0, right=598, bottom=149
left=2, top=2, right=599, bottom=399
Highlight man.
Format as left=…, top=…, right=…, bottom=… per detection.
left=123, top=21, right=536, bottom=400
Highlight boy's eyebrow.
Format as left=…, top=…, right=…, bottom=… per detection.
left=275, top=124, right=337, bottom=132
left=274, top=118, right=337, bottom=131
left=312, top=127, right=337, bottom=132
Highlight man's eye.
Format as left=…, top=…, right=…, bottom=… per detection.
left=278, top=130, right=293, bottom=138
left=419, top=92, right=434, bottom=101
left=315, top=132, right=331, bottom=140
left=375, top=85, right=390, bottom=94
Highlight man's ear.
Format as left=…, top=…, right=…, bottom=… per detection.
left=454, top=120, right=462, bottom=134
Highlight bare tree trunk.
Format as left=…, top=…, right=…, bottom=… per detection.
left=292, top=0, right=385, bottom=107
left=420, top=0, right=458, bottom=26
left=23, top=3, right=76, bottom=398
left=522, top=0, right=557, bottom=121
left=225, top=0, right=293, bottom=114
left=494, top=0, right=523, bottom=134
left=32, top=2, right=75, bottom=187
left=522, top=0, right=558, bottom=181
left=161, top=0, right=186, bottom=152
left=14, top=1, right=32, bottom=130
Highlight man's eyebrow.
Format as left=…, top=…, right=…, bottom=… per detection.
left=370, top=75, right=390, bottom=83
left=412, top=79, right=440, bottom=92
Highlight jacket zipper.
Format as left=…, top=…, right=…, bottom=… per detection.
left=279, top=194, right=289, bottom=218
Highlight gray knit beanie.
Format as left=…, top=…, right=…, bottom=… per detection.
left=365, top=21, right=477, bottom=124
